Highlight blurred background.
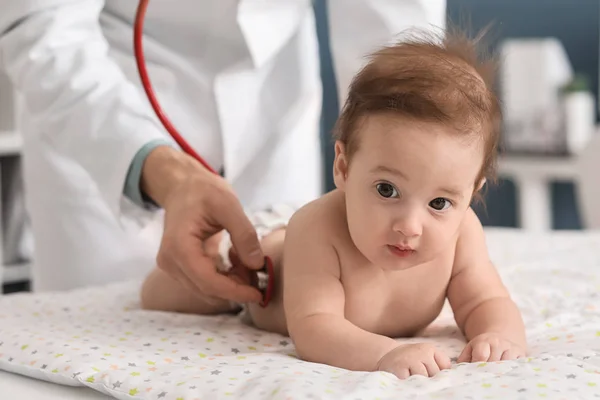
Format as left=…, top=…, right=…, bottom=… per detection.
left=444, top=0, right=599, bottom=231
left=1, top=0, right=599, bottom=293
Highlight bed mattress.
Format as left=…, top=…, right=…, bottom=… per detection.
left=0, top=228, right=599, bottom=399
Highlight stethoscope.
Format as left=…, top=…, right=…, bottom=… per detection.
left=133, top=0, right=274, bottom=307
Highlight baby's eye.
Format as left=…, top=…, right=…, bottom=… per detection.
left=376, top=182, right=398, bottom=198
left=429, top=198, right=451, bottom=211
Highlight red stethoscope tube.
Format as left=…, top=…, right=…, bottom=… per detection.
left=133, top=0, right=273, bottom=307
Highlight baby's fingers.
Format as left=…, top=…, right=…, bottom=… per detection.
left=394, top=368, right=410, bottom=380
left=424, top=359, right=441, bottom=377
left=409, top=363, right=429, bottom=377
left=457, top=343, right=473, bottom=363
left=434, top=351, right=452, bottom=370
left=501, top=347, right=525, bottom=361
left=471, top=341, right=491, bottom=362
left=488, top=342, right=507, bottom=362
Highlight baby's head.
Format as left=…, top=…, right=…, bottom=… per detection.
left=332, top=27, right=500, bottom=270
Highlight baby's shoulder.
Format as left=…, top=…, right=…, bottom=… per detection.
left=287, top=190, right=346, bottom=242
left=283, top=191, right=345, bottom=278
left=452, top=207, right=488, bottom=267
left=456, top=207, right=485, bottom=243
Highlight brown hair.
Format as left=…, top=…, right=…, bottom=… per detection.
left=332, top=26, right=502, bottom=192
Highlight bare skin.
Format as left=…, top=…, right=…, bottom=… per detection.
left=140, top=145, right=265, bottom=305
left=141, top=115, right=527, bottom=380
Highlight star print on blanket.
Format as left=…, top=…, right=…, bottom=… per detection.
left=1, top=229, right=600, bottom=399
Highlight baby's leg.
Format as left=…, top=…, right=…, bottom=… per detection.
left=140, top=225, right=289, bottom=330
left=246, top=229, right=289, bottom=335
left=141, top=267, right=238, bottom=315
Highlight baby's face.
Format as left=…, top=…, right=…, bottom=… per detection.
left=335, top=114, right=484, bottom=270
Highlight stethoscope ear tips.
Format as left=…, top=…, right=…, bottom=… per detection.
left=257, top=256, right=274, bottom=307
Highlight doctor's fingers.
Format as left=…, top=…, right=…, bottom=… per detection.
left=154, top=252, right=203, bottom=297
left=159, top=255, right=240, bottom=306
left=189, top=264, right=263, bottom=304
left=207, top=193, right=264, bottom=271
left=176, top=270, right=227, bottom=308
left=168, top=267, right=216, bottom=303
left=179, top=246, right=263, bottom=304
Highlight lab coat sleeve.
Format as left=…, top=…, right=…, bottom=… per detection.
left=326, top=0, right=447, bottom=107
left=0, top=0, right=174, bottom=217
left=124, top=138, right=174, bottom=209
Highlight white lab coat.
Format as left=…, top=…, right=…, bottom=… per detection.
left=0, top=0, right=445, bottom=291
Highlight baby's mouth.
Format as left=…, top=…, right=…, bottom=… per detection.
left=387, top=244, right=416, bottom=258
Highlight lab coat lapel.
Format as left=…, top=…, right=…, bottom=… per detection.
left=214, top=62, right=271, bottom=182
left=237, top=0, right=310, bottom=69
left=217, top=1, right=314, bottom=182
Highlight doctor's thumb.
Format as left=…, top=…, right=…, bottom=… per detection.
left=229, top=228, right=264, bottom=271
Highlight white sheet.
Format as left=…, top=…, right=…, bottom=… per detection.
left=0, top=370, right=111, bottom=400
left=1, top=228, right=600, bottom=400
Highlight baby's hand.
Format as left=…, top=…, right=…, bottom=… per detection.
left=377, top=343, right=452, bottom=379
left=458, top=332, right=526, bottom=363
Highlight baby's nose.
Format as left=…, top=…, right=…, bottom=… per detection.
left=392, top=213, right=422, bottom=238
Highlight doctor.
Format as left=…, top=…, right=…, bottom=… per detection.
left=0, top=0, right=445, bottom=301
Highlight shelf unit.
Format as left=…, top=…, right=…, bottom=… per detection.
left=0, top=130, right=31, bottom=286
left=497, top=153, right=579, bottom=231
left=0, top=131, right=23, bottom=156
left=3, top=261, right=31, bottom=284
left=1, top=70, right=33, bottom=290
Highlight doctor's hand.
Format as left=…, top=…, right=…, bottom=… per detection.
left=140, top=146, right=265, bottom=304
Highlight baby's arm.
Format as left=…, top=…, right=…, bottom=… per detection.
left=447, top=208, right=526, bottom=362
left=283, top=206, right=450, bottom=379
left=283, top=207, right=399, bottom=372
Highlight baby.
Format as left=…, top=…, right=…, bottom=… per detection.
left=141, top=27, right=527, bottom=380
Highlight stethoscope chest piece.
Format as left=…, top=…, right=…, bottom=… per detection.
left=257, top=256, right=274, bottom=307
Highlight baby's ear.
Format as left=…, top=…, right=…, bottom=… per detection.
left=477, top=177, right=487, bottom=192
left=333, top=141, right=349, bottom=190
